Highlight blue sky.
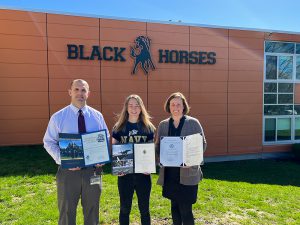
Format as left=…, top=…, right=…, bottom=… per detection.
left=1, top=0, right=300, bottom=33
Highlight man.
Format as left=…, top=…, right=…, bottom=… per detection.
left=43, top=79, right=109, bottom=225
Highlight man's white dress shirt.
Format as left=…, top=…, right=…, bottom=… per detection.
left=43, top=104, right=109, bottom=165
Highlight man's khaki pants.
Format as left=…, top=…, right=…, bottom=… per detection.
left=56, top=167, right=102, bottom=225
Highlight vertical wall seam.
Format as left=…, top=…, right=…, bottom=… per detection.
left=262, top=37, right=265, bottom=152
left=227, top=30, right=229, bottom=154
left=146, top=22, right=149, bottom=109
left=99, top=18, right=102, bottom=112
left=46, top=13, right=50, bottom=119
left=188, top=26, right=191, bottom=103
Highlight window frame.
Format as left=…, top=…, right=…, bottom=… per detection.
left=263, top=40, right=300, bottom=145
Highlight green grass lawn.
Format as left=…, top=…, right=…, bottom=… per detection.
left=0, top=145, right=300, bottom=225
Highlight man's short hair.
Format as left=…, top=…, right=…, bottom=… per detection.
left=70, top=79, right=90, bottom=90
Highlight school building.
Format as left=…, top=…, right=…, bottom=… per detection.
left=1, top=8, right=300, bottom=160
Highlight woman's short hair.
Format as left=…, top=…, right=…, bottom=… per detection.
left=164, top=92, right=190, bottom=115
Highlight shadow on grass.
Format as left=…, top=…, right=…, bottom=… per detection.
left=202, top=159, right=300, bottom=186
left=1, top=145, right=300, bottom=186
left=0, top=145, right=111, bottom=177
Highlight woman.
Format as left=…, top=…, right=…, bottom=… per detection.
left=156, top=92, right=207, bottom=225
left=112, top=94, right=156, bottom=225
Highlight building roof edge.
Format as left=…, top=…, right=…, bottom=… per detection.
left=2, top=6, right=300, bottom=35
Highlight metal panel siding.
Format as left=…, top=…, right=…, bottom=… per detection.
left=0, top=8, right=293, bottom=156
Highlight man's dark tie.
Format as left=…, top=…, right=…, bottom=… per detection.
left=78, top=109, right=86, bottom=134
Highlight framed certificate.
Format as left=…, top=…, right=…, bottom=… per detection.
left=112, top=143, right=156, bottom=175
left=160, top=133, right=203, bottom=167
left=59, top=130, right=110, bottom=169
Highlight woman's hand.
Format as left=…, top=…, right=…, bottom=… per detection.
left=95, top=164, right=104, bottom=167
left=182, top=166, right=191, bottom=168
left=118, top=173, right=125, bottom=177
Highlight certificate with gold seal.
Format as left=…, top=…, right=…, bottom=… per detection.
left=134, top=143, right=156, bottom=174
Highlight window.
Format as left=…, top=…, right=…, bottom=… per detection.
left=296, top=44, right=300, bottom=54
left=296, top=56, right=300, bottom=79
left=265, top=118, right=276, bottom=141
left=295, top=118, right=300, bottom=139
left=263, top=82, right=293, bottom=116
left=264, top=41, right=300, bottom=144
left=266, top=56, right=277, bottom=79
left=277, top=118, right=291, bottom=141
left=278, top=56, right=293, bottom=79
left=265, top=42, right=294, bottom=54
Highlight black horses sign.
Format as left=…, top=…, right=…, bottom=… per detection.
left=67, top=35, right=216, bottom=76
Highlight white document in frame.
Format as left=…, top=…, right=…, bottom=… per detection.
left=81, top=131, right=110, bottom=166
left=183, top=133, right=203, bottom=166
left=160, top=136, right=183, bottom=167
left=134, top=143, right=156, bottom=174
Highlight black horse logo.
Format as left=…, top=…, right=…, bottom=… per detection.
left=130, top=36, right=155, bottom=75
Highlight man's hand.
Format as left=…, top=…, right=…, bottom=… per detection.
left=68, top=167, right=81, bottom=171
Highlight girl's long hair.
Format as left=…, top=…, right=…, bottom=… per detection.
left=113, top=94, right=156, bottom=133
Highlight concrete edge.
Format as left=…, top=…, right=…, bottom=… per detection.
left=204, top=152, right=294, bottom=163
